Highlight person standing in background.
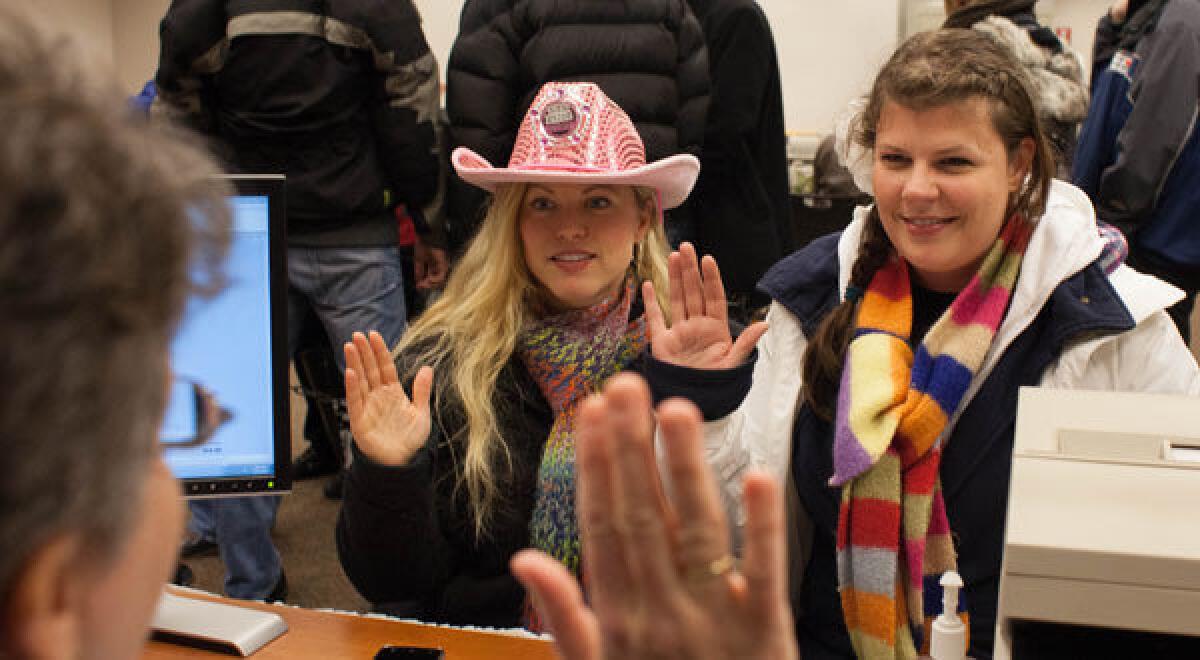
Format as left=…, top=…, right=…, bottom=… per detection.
left=945, top=0, right=1129, bottom=276
left=684, top=0, right=795, bottom=322
left=1073, top=0, right=1200, bottom=343
left=943, top=0, right=1090, bottom=177
left=154, top=0, right=442, bottom=601
left=442, top=0, right=710, bottom=252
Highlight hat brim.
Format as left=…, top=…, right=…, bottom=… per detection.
left=452, top=147, right=700, bottom=210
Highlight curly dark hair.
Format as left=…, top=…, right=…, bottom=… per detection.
left=0, top=7, right=231, bottom=600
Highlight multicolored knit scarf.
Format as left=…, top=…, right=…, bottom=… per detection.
left=517, top=278, right=647, bottom=631
left=832, top=214, right=1034, bottom=658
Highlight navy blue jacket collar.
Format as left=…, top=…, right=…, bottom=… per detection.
left=757, top=231, right=1134, bottom=350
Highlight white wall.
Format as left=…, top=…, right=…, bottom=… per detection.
left=25, top=0, right=116, bottom=74
left=414, top=0, right=462, bottom=85
left=114, top=0, right=170, bottom=94
left=764, top=0, right=900, bottom=135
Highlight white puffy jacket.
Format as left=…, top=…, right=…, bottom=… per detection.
left=696, top=180, right=1200, bottom=530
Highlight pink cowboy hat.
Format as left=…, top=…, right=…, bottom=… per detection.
left=452, top=82, right=700, bottom=210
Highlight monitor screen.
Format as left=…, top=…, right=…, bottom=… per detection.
left=161, top=175, right=291, bottom=497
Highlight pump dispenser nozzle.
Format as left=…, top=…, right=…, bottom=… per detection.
left=930, top=571, right=967, bottom=660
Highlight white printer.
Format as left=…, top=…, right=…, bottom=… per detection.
left=994, top=387, right=1200, bottom=659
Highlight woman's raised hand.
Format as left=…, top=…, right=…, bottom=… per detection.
left=343, top=331, right=433, bottom=467
left=511, top=373, right=798, bottom=660
left=645, top=242, right=767, bottom=370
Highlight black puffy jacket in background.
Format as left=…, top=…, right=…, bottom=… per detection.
left=444, top=0, right=710, bottom=250
left=686, top=0, right=794, bottom=311
left=155, top=0, right=440, bottom=247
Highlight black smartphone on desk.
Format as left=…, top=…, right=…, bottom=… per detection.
left=374, top=645, right=445, bottom=659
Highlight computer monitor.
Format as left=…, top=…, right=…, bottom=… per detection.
left=160, top=174, right=291, bottom=497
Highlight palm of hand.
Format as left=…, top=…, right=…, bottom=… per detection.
left=344, top=331, right=434, bottom=469
left=644, top=245, right=766, bottom=373
left=508, top=377, right=798, bottom=660
left=652, top=316, right=736, bottom=369
left=353, top=383, right=431, bottom=467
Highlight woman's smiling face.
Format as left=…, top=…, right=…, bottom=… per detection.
left=518, top=183, right=651, bottom=310
left=872, top=96, right=1033, bottom=292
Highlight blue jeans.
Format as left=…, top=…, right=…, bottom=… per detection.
left=188, top=497, right=283, bottom=599
left=289, top=244, right=409, bottom=467
left=286, top=245, right=409, bottom=370
left=190, top=245, right=408, bottom=599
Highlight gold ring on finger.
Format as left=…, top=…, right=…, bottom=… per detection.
left=683, top=553, right=735, bottom=585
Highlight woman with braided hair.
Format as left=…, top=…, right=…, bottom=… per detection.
left=514, top=28, right=1200, bottom=660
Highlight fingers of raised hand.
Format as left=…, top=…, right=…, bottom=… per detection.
left=604, top=375, right=681, bottom=596
left=344, top=366, right=363, bottom=440
left=577, top=389, right=636, bottom=609
left=510, top=551, right=604, bottom=660
left=739, top=471, right=791, bottom=628
left=668, top=250, right=686, bottom=323
left=358, top=380, right=428, bottom=466
left=410, top=366, right=434, bottom=416
left=643, top=280, right=669, bottom=342
left=678, top=242, right=706, bottom=320
left=350, top=332, right=384, bottom=389
left=700, top=255, right=728, bottom=326
left=658, top=398, right=733, bottom=597
left=727, top=320, right=769, bottom=367
left=575, top=377, right=792, bottom=659
left=368, top=331, right=400, bottom=385
left=344, top=342, right=368, bottom=427
left=577, top=375, right=677, bottom=615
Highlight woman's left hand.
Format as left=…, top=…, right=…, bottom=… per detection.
left=645, top=242, right=767, bottom=370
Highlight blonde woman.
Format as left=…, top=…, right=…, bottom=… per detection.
left=336, top=82, right=765, bottom=629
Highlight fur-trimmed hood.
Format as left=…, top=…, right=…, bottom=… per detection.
left=973, top=15, right=1089, bottom=124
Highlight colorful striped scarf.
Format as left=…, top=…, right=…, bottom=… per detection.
left=832, top=214, right=1034, bottom=658
left=517, top=278, right=646, bottom=631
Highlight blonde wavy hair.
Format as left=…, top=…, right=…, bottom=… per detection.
left=397, top=183, right=671, bottom=538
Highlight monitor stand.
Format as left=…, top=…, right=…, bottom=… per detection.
left=150, top=588, right=288, bottom=656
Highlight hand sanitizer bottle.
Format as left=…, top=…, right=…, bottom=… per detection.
left=930, top=571, right=967, bottom=660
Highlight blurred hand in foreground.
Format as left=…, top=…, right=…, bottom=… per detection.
left=511, top=373, right=798, bottom=660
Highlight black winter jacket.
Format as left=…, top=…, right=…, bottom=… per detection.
left=685, top=0, right=794, bottom=308
left=336, top=350, right=550, bottom=627
left=338, top=328, right=660, bottom=627
left=155, top=0, right=440, bottom=246
left=443, top=0, right=710, bottom=249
